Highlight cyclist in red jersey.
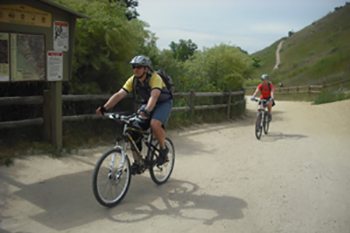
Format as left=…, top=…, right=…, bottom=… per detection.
left=251, top=74, right=275, bottom=121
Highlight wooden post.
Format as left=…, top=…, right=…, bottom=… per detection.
left=43, top=90, right=51, bottom=141
left=227, top=92, right=232, bottom=119
left=49, top=82, right=63, bottom=149
left=189, top=91, right=195, bottom=121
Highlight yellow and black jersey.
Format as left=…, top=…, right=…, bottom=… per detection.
left=122, top=72, right=171, bottom=103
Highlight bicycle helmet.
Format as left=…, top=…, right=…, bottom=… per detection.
left=130, top=55, right=152, bottom=68
left=261, top=73, right=269, bottom=80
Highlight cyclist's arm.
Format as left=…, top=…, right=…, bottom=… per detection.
left=145, top=89, right=161, bottom=113
left=270, top=84, right=275, bottom=99
left=96, top=89, right=128, bottom=115
left=99, top=76, right=133, bottom=112
left=104, top=89, right=128, bottom=110
left=143, top=73, right=163, bottom=113
left=252, top=87, right=260, bottom=98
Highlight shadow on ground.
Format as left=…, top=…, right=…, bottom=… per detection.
left=259, top=132, right=308, bottom=142
left=1, top=169, right=247, bottom=231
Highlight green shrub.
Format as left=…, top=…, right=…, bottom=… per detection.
left=313, top=89, right=350, bottom=104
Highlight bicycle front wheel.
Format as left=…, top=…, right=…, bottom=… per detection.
left=92, top=148, right=131, bottom=207
left=255, top=113, right=263, bottom=140
left=263, top=113, right=270, bottom=134
left=149, top=138, right=175, bottom=185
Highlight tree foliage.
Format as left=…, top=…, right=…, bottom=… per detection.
left=53, top=0, right=253, bottom=94
left=55, top=0, right=149, bottom=93
left=109, top=0, right=139, bottom=20
left=169, top=39, right=198, bottom=61
left=181, top=44, right=253, bottom=91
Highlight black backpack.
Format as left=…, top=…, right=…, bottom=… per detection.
left=132, top=69, right=174, bottom=102
left=156, top=69, right=174, bottom=96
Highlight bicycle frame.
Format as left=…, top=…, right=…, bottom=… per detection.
left=257, top=99, right=269, bottom=126
left=93, top=112, right=175, bottom=207
left=113, top=115, right=159, bottom=168
left=252, top=97, right=271, bottom=139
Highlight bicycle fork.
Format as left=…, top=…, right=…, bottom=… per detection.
left=257, top=110, right=264, bottom=128
left=260, top=111, right=265, bottom=128
left=109, top=145, right=127, bottom=182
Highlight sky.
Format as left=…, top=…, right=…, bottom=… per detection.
left=137, top=0, right=348, bottom=54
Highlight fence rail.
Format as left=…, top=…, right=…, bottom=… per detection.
left=0, top=90, right=245, bottom=129
left=245, top=78, right=350, bottom=95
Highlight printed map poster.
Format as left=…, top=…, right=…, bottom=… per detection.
left=53, top=21, right=69, bottom=51
left=0, top=33, right=9, bottom=81
left=47, top=51, right=63, bottom=81
left=10, top=33, right=45, bottom=81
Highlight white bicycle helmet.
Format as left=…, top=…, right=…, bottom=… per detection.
left=261, top=73, right=269, bottom=80
left=130, top=55, right=152, bottom=68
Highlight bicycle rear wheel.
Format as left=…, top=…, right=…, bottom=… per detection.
left=149, top=138, right=175, bottom=185
left=255, top=113, right=263, bottom=140
left=263, top=112, right=270, bottom=134
left=92, top=148, right=131, bottom=207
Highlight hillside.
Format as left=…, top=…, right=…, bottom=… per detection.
left=250, top=3, right=350, bottom=86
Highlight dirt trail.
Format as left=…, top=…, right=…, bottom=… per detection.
left=1, top=99, right=350, bottom=233
left=273, top=40, right=284, bottom=70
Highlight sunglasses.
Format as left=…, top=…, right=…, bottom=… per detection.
left=132, top=65, right=144, bottom=69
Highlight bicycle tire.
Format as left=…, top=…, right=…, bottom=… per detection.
left=263, top=112, right=270, bottom=134
left=255, top=113, right=263, bottom=140
left=149, top=138, right=175, bottom=185
left=92, top=148, right=131, bottom=207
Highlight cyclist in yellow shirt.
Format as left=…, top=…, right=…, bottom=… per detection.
left=96, top=55, right=173, bottom=172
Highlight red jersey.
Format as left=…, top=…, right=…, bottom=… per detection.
left=258, top=82, right=274, bottom=99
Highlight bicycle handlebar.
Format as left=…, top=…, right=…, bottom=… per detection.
left=251, top=97, right=260, bottom=102
left=105, top=112, right=138, bottom=124
left=250, top=97, right=272, bottom=104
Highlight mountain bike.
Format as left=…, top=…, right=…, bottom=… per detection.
left=92, top=113, right=175, bottom=207
left=251, top=97, right=272, bottom=140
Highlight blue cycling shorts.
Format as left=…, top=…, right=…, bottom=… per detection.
left=150, top=100, right=173, bottom=125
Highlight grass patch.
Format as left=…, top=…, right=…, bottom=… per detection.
left=313, top=89, right=350, bottom=104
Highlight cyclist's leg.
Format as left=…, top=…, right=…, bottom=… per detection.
left=151, top=119, right=166, bottom=148
left=268, top=103, right=272, bottom=112
left=151, top=100, right=172, bottom=145
left=129, top=132, right=144, bottom=174
left=267, top=97, right=273, bottom=120
left=151, top=100, right=172, bottom=164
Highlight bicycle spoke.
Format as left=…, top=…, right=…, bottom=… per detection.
left=92, top=148, right=131, bottom=207
left=149, top=138, right=175, bottom=185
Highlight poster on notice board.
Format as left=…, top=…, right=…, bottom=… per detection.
left=47, top=51, right=63, bottom=81
left=53, top=21, right=69, bottom=52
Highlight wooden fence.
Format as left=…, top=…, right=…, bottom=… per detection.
left=0, top=90, right=245, bottom=129
left=245, top=78, right=350, bottom=95
left=275, top=85, right=323, bottom=94
left=245, top=84, right=323, bottom=95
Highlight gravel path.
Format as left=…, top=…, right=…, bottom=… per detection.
left=1, top=99, right=350, bottom=233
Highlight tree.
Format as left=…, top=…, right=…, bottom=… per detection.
left=109, top=0, right=139, bottom=20
left=183, top=44, right=253, bottom=91
left=55, top=0, right=153, bottom=93
left=169, top=39, right=198, bottom=61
